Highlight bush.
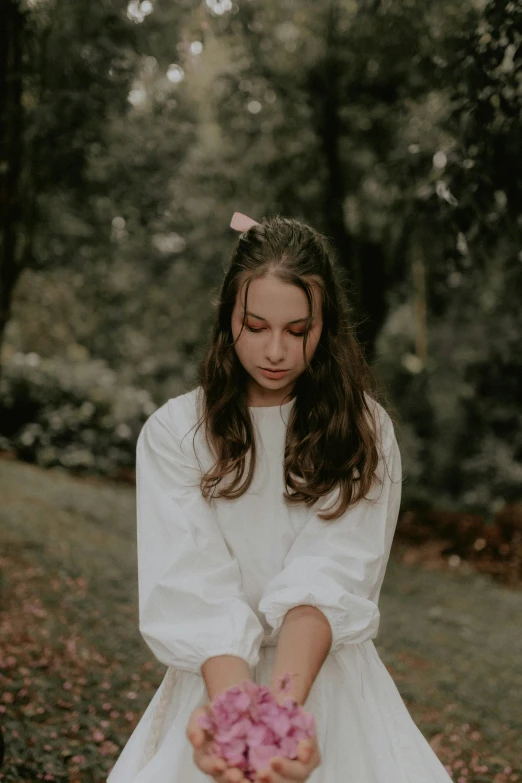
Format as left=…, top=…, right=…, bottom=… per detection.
left=0, top=352, right=158, bottom=477
left=376, top=292, right=522, bottom=516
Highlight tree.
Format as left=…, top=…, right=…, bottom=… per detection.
left=0, top=0, right=139, bottom=375
left=187, top=0, right=475, bottom=357
left=0, top=0, right=25, bottom=374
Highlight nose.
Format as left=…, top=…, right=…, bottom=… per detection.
left=264, top=331, right=286, bottom=366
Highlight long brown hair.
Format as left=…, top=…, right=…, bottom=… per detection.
left=194, top=214, right=385, bottom=521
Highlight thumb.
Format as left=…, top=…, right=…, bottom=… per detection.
left=297, top=740, right=312, bottom=762
left=192, top=729, right=204, bottom=748
left=187, top=708, right=208, bottom=747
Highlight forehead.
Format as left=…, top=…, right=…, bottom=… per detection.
left=236, top=274, right=322, bottom=319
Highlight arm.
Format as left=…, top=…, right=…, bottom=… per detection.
left=137, top=396, right=264, bottom=677
left=201, top=655, right=251, bottom=701
left=269, top=605, right=332, bottom=705
left=259, top=405, right=401, bottom=671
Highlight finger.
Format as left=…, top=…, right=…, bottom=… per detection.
left=212, top=757, right=227, bottom=776
left=224, top=768, right=248, bottom=783
left=255, top=769, right=275, bottom=783
left=259, top=764, right=292, bottom=783
left=298, top=745, right=321, bottom=772
left=297, top=740, right=314, bottom=763
left=213, top=762, right=248, bottom=783
left=196, top=753, right=221, bottom=776
left=186, top=710, right=207, bottom=748
left=194, top=746, right=224, bottom=777
left=270, top=756, right=311, bottom=781
left=187, top=728, right=205, bottom=748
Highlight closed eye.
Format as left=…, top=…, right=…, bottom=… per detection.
left=245, top=326, right=305, bottom=338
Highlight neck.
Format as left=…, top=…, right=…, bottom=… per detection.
left=247, top=379, right=295, bottom=407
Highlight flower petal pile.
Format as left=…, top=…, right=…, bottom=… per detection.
left=198, top=675, right=316, bottom=780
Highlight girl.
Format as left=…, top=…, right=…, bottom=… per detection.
left=107, top=212, right=454, bottom=783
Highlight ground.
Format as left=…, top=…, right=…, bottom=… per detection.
left=0, top=458, right=520, bottom=782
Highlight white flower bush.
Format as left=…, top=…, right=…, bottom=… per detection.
left=0, top=353, right=157, bottom=475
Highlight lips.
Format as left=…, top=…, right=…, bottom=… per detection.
left=259, top=367, right=289, bottom=379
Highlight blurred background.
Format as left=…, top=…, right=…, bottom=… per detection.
left=0, top=0, right=521, bottom=781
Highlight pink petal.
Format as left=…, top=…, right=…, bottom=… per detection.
left=280, top=735, right=299, bottom=758
left=198, top=714, right=213, bottom=730
left=269, top=709, right=291, bottom=738
left=248, top=743, right=279, bottom=772
left=218, top=738, right=247, bottom=767
left=246, top=723, right=267, bottom=747
left=217, top=717, right=252, bottom=743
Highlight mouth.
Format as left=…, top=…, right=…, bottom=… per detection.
left=259, top=367, right=289, bottom=377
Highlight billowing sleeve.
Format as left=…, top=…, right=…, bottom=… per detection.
left=258, top=405, right=402, bottom=652
left=136, top=398, right=265, bottom=674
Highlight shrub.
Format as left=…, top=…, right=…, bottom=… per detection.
left=0, top=352, right=158, bottom=477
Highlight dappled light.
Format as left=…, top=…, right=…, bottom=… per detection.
left=166, top=63, right=184, bottom=84
left=126, top=0, right=153, bottom=24
left=205, top=0, right=233, bottom=17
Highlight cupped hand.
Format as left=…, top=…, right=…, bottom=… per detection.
left=254, top=736, right=321, bottom=783
left=186, top=705, right=250, bottom=783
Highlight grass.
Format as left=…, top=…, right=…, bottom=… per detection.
left=0, top=457, right=520, bottom=782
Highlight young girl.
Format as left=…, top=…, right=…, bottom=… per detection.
left=107, top=212, right=454, bottom=783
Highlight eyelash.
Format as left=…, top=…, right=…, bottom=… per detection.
left=245, top=325, right=306, bottom=338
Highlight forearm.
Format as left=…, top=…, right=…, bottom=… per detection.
left=269, top=605, right=333, bottom=706
left=200, top=655, right=251, bottom=701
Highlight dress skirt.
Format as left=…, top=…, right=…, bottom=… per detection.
left=107, top=638, right=454, bottom=783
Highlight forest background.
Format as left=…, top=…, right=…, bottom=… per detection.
left=3, top=0, right=522, bottom=506
left=1, top=0, right=522, bottom=781
left=2, top=0, right=522, bottom=507
left=2, top=0, right=522, bottom=581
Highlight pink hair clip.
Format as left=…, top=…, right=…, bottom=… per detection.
left=230, top=212, right=260, bottom=232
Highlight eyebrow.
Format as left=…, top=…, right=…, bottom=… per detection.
left=245, top=311, right=313, bottom=325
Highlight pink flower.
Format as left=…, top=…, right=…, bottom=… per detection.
left=197, top=674, right=316, bottom=781
left=218, top=737, right=247, bottom=767
left=280, top=735, right=299, bottom=758
left=276, top=673, right=293, bottom=694
left=248, top=742, right=280, bottom=772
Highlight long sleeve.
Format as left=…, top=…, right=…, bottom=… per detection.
left=136, top=397, right=265, bottom=674
left=258, top=405, right=402, bottom=653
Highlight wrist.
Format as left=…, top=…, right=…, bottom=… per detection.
left=201, top=654, right=251, bottom=701
left=269, top=671, right=309, bottom=706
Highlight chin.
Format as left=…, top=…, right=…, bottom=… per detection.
left=256, top=372, right=290, bottom=385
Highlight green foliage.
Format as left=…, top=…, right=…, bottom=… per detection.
left=1, top=0, right=521, bottom=515
left=23, top=0, right=138, bottom=195
left=0, top=352, right=157, bottom=474
left=378, top=261, right=522, bottom=513
left=444, top=0, right=522, bottom=261
left=375, top=0, right=522, bottom=514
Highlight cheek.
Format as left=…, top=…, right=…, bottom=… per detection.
left=234, top=333, right=257, bottom=361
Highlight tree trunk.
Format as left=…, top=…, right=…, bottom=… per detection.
left=0, top=0, right=25, bottom=379
left=355, top=234, right=387, bottom=358
left=306, top=3, right=356, bottom=286
left=412, top=241, right=427, bottom=367
left=306, top=1, right=387, bottom=360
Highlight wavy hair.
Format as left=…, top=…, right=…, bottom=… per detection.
left=193, top=214, right=385, bottom=521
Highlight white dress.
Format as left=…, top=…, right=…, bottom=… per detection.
left=107, top=386, right=454, bottom=783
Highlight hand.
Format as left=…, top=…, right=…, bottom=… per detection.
left=255, top=737, right=321, bottom=783
left=186, top=705, right=250, bottom=783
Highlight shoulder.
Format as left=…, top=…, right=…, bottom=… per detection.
left=166, top=386, right=203, bottom=430
left=363, top=393, right=396, bottom=455
left=138, top=386, right=203, bottom=446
